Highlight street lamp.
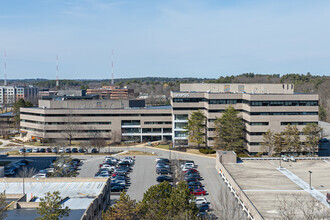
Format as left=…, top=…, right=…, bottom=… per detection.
left=309, top=171, right=312, bottom=190
left=22, top=142, right=25, bottom=196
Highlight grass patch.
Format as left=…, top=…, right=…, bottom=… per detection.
left=121, top=151, right=156, bottom=156
left=185, top=149, right=217, bottom=158
left=154, top=144, right=171, bottom=150
left=6, top=151, right=20, bottom=155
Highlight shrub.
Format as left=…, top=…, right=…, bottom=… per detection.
left=237, top=153, right=249, bottom=158
left=199, top=148, right=216, bottom=154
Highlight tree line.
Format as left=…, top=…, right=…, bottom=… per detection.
left=187, top=107, right=323, bottom=155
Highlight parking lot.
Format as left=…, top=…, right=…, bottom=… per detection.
left=1, top=146, right=247, bottom=218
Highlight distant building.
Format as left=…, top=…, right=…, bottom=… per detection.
left=38, top=90, right=58, bottom=98
left=86, top=86, right=134, bottom=100
left=0, top=85, right=38, bottom=106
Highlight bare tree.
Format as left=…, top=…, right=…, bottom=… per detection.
left=215, top=182, right=247, bottom=220
left=111, top=130, right=122, bottom=145
left=60, top=114, right=79, bottom=146
left=263, top=129, right=275, bottom=156
left=276, top=193, right=330, bottom=220
left=0, top=122, right=9, bottom=139
left=0, top=192, right=7, bottom=219
left=17, top=167, right=37, bottom=177
left=88, top=129, right=106, bottom=153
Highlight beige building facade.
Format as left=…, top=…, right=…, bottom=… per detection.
left=171, top=83, right=319, bottom=152
left=20, top=83, right=319, bottom=153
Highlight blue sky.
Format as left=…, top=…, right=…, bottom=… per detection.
left=0, top=0, right=329, bottom=79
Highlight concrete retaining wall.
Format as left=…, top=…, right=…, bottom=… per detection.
left=216, top=152, right=264, bottom=220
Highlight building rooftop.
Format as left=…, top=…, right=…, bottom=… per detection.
left=224, top=160, right=330, bottom=219
left=1, top=178, right=108, bottom=220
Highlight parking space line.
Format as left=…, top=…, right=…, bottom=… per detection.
left=277, top=167, right=330, bottom=208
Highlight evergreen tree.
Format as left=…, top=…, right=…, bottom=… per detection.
left=319, top=105, right=327, bottom=121
left=12, top=98, right=33, bottom=130
left=214, top=106, right=244, bottom=153
left=303, top=123, right=323, bottom=156
left=103, top=192, right=138, bottom=220
left=283, top=124, right=301, bottom=153
left=186, top=110, right=206, bottom=148
left=137, top=181, right=197, bottom=220
left=36, top=191, right=70, bottom=220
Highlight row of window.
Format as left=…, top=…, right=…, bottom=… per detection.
left=21, top=112, right=172, bottom=117
left=173, top=98, right=318, bottom=107
left=21, top=120, right=112, bottom=125
left=122, top=128, right=172, bottom=134
left=281, top=122, right=318, bottom=126
left=144, top=121, right=172, bottom=125
left=21, top=127, right=111, bottom=133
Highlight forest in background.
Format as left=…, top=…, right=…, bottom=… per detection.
left=5, top=73, right=330, bottom=122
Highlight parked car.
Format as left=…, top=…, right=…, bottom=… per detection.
left=190, top=188, right=206, bottom=196
left=26, top=148, right=32, bottom=153
left=327, top=192, right=330, bottom=204
left=91, top=148, right=98, bottom=153
left=96, top=173, right=111, bottom=178
left=19, top=148, right=26, bottom=153
left=197, top=203, right=210, bottom=212
left=183, top=168, right=198, bottom=173
left=51, top=148, right=58, bottom=153
left=157, top=168, right=172, bottom=175
left=65, top=148, right=71, bottom=153
left=59, top=148, right=64, bottom=153
left=4, top=169, right=15, bottom=175
left=39, top=148, right=46, bottom=153
left=32, top=148, right=40, bottom=153
left=185, top=177, right=199, bottom=182
left=194, top=197, right=208, bottom=205
left=72, top=148, right=78, bottom=153
left=78, top=148, right=85, bottom=153
left=46, top=148, right=52, bottom=153
left=32, top=173, right=47, bottom=178
left=156, top=175, right=173, bottom=182
left=188, top=181, right=202, bottom=187
left=187, top=173, right=202, bottom=180
left=111, top=186, right=125, bottom=192
left=156, top=163, right=170, bottom=169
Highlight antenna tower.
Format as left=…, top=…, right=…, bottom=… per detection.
left=4, top=51, right=7, bottom=86
left=56, top=55, right=59, bottom=87
left=111, top=50, right=114, bottom=85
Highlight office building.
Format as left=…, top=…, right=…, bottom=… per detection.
left=20, top=83, right=319, bottom=153
left=0, top=85, right=38, bottom=106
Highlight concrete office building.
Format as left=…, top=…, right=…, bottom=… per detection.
left=20, top=83, right=319, bottom=153
left=171, top=83, right=319, bottom=152
left=20, top=98, right=172, bottom=143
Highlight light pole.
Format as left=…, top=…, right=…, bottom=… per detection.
left=22, top=142, right=25, bottom=196
left=309, top=171, right=312, bottom=190
left=279, top=157, right=282, bottom=168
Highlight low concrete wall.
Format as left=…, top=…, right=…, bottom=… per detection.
left=216, top=152, right=264, bottom=220
left=81, top=178, right=111, bottom=220
left=17, top=202, right=40, bottom=209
